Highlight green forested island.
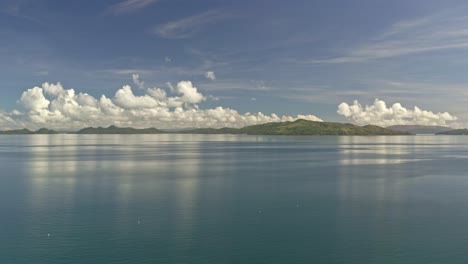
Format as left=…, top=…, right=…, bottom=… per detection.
left=0, top=120, right=412, bottom=135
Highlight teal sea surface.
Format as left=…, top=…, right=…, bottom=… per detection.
left=1, top=135, right=468, bottom=263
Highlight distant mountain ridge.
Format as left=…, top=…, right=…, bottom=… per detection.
left=0, top=128, right=58, bottom=135
left=386, top=125, right=452, bottom=134
left=185, top=120, right=411, bottom=135
left=0, top=120, right=411, bottom=135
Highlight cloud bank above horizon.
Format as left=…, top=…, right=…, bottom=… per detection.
left=0, top=76, right=461, bottom=131
left=338, top=99, right=458, bottom=127
left=0, top=78, right=323, bottom=130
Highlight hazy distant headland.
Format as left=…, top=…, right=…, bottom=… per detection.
left=436, top=129, right=468, bottom=135
left=386, top=125, right=452, bottom=135
left=0, top=120, right=413, bottom=135
left=77, top=126, right=164, bottom=134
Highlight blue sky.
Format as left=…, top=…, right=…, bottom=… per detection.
left=1, top=0, right=468, bottom=129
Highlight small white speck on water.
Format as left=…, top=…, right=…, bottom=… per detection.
left=47, top=234, right=50, bottom=237
left=138, top=221, right=141, bottom=224
left=296, top=204, right=300, bottom=208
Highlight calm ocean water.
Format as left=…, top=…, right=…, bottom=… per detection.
left=1, top=134, right=468, bottom=263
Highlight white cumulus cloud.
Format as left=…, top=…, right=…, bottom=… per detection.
left=132, top=73, right=145, bottom=89
left=176, top=81, right=205, bottom=104
left=20, top=87, right=50, bottom=111
left=0, top=110, right=18, bottom=130
left=337, top=99, right=457, bottom=127
left=0, top=78, right=323, bottom=130
left=205, top=71, right=216, bottom=80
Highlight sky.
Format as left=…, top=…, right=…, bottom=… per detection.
left=1, top=0, right=468, bottom=130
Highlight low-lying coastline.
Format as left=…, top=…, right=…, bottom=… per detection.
left=3, top=120, right=464, bottom=136
left=0, top=119, right=413, bottom=135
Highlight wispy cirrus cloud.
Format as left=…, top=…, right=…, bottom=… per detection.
left=309, top=9, right=468, bottom=63
left=0, top=0, right=43, bottom=24
left=105, top=0, right=159, bottom=15
left=365, top=80, right=468, bottom=97
left=153, top=10, right=228, bottom=39
left=33, top=70, right=49, bottom=76
left=102, top=68, right=153, bottom=76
